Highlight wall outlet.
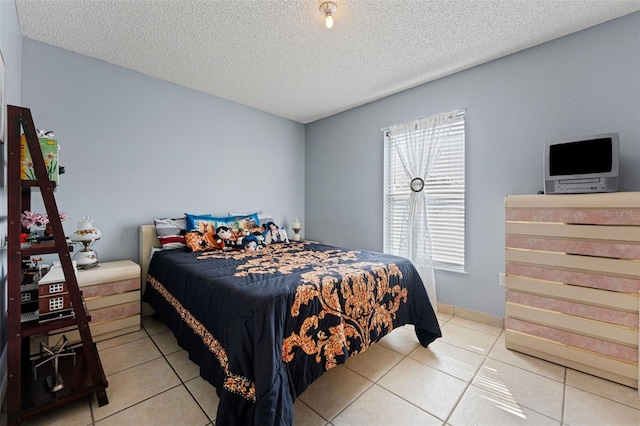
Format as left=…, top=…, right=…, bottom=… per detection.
left=499, top=272, right=506, bottom=287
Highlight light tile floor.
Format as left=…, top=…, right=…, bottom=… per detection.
left=4, top=312, right=640, bottom=425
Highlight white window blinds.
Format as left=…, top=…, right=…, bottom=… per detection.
left=383, top=110, right=465, bottom=272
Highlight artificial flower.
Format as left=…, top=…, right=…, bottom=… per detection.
left=21, top=210, right=70, bottom=228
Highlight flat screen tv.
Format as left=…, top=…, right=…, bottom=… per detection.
left=544, top=133, right=619, bottom=194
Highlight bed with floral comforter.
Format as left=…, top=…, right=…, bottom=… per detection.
left=143, top=241, right=441, bottom=425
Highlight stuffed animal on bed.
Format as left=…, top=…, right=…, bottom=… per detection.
left=252, top=231, right=267, bottom=248
left=215, top=226, right=235, bottom=251
left=241, top=234, right=261, bottom=251
left=235, top=228, right=251, bottom=247
left=264, top=222, right=289, bottom=244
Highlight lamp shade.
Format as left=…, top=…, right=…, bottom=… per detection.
left=69, top=217, right=101, bottom=242
left=69, top=227, right=101, bottom=242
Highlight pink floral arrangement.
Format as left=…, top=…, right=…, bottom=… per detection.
left=21, top=210, right=70, bottom=229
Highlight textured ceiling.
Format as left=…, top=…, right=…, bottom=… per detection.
left=15, top=0, right=640, bottom=123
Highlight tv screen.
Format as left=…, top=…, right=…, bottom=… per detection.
left=549, top=138, right=613, bottom=176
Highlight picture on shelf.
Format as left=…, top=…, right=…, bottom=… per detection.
left=20, top=132, right=60, bottom=184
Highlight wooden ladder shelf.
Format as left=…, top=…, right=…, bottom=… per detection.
left=6, top=105, right=108, bottom=425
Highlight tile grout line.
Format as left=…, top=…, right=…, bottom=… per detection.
left=301, top=326, right=435, bottom=423
left=560, top=365, right=567, bottom=425
left=336, top=319, right=465, bottom=423
left=476, top=335, right=566, bottom=424
left=143, top=321, right=214, bottom=423
left=442, top=329, right=504, bottom=425
left=88, top=396, right=96, bottom=426
left=93, top=384, right=185, bottom=424
left=90, top=326, right=161, bottom=425
left=326, top=376, right=376, bottom=424
left=90, top=323, right=190, bottom=424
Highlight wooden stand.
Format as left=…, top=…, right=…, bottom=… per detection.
left=6, top=106, right=108, bottom=425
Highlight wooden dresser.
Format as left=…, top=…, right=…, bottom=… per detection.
left=48, top=260, right=141, bottom=345
left=505, top=192, right=640, bottom=388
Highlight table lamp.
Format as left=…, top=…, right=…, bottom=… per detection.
left=69, top=217, right=101, bottom=268
left=292, top=217, right=302, bottom=241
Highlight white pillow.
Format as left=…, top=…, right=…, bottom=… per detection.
left=150, top=246, right=162, bottom=260
left=228, top=212, right=274, bottom=226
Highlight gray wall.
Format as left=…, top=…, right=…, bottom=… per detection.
left=305, top=12, right=640, bottom=317
left=0, top=0, right=23, bottom=406
left=20, top=39, right=306, bottom=265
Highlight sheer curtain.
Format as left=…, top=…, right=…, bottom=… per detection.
left=387, top=110, right=462, bottom=312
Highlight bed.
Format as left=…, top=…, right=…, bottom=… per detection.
left=139, top=224, right=441, bottom=425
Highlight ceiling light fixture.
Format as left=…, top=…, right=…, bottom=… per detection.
left=319, top=1, right=338, bottom=29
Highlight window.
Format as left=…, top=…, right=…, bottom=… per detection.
left=49, top=283, right=64, bottom=294
left=49, top=297, right=65, bottom=311
left=383, top=110, right=465, bottom=272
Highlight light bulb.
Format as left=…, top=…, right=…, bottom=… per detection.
left=325, top=13, right=333, bottom=29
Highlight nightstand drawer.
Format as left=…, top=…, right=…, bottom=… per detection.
left=80, top=278, right=139, bottom=298
left=77, top=260, right=140, bottom=287
left=87, top=296, right=140, bottom=323
left=86, top=290, right=140, bottom=311
left=48, top=260, right=141, bottom=344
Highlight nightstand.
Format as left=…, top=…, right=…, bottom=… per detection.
left=48, top=260, right=141, bottom=345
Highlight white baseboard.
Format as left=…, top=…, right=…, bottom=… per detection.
left=437, top=302, right=504, bottom=329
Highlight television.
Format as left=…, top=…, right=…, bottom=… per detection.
left=544, top=133, right=619, bottom=194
